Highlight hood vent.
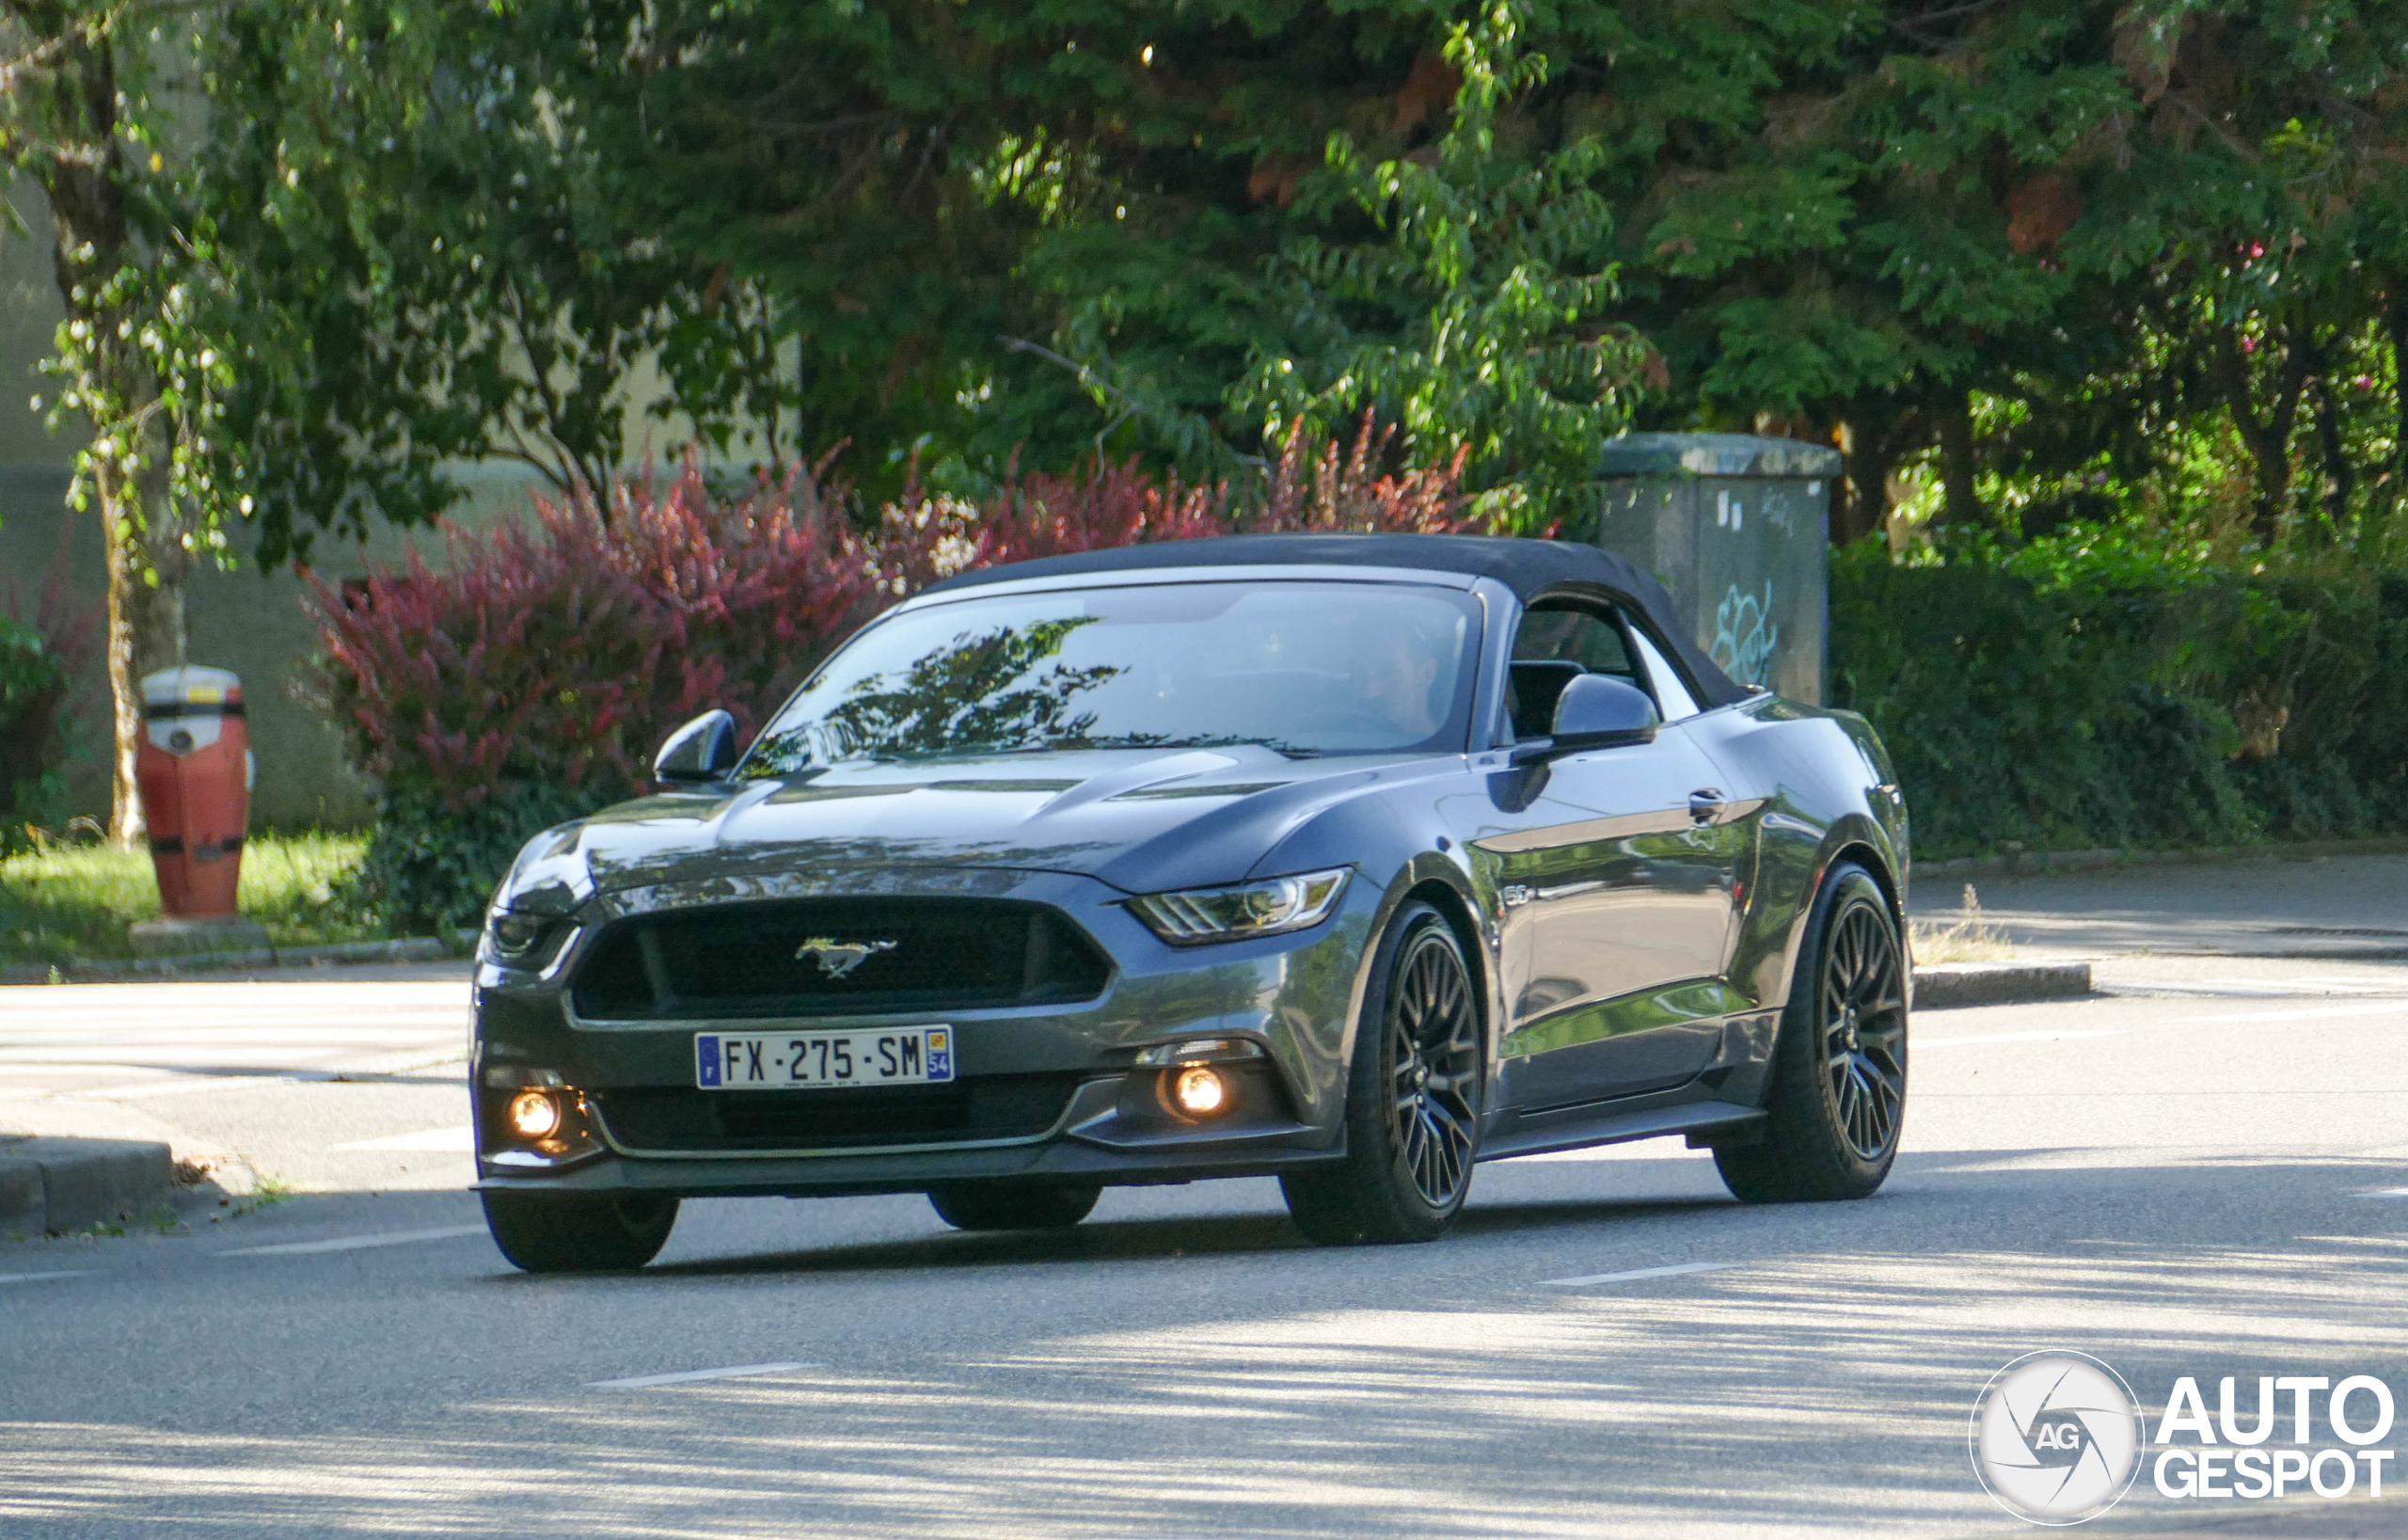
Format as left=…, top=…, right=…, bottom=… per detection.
left=570, top=897, right=1111, bottom=1021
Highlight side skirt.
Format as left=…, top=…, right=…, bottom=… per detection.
left=1475, top=1094, right=1767, bottom=1163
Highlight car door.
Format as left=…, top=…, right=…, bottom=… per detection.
left=1481, top=598, right=1749, bottom=1109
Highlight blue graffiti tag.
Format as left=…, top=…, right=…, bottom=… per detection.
left=1711, top=581, right=1779, bottom=687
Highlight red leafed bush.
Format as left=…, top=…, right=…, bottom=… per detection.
left=308, top=457, right=879, bottom=808
left=306, top=417, right=1469, bottom=926
left=1253, top=415, right=1475, bottom=534
left=879, top=414, right=1475, bottom=589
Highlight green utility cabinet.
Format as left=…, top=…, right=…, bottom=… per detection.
left=1594, top=433, right=1841, bottom=705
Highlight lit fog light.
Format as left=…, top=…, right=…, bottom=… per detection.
left=507, top=1088, right=562, bottom=1141
left=1172, top=1064, right=1228, bottom=1117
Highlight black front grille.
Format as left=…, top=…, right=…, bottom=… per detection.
left=571, top=897, right=1112, bottom=1021
left=592, top=1076, right=1084, bottom=1151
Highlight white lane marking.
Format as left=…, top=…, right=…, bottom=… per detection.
left=587, top=1362, right=821, bottom=1389
left=333, top=1126, right=474, bottom=1152
left=216, top=1224, right=488, bottom=1257
left=1916, top=1030, right=2129, bottom=1048
left=2177, top=1003, right=2408, bottom=1024
left=0, top=1270, right=100, bottom=1285
left=1542, top=1262, right=1743, bottom=1288
left=2099, top=984, right=2394, bottom=1002
left=2356, top=1189, right=2408, bottom=1199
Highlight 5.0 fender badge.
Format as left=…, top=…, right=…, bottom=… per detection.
left=794, top=937, right=897, bottom=979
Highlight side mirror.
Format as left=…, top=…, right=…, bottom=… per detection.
left=1513, top=675, right=1658, bottom=763
left=654, top=709, right=739, bottom=785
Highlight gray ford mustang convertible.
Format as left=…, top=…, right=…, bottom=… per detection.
left=470, top=532, right=1910, bottom=1271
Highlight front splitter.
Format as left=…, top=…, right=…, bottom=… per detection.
left=473, top=1128, right=1346, bottom=1200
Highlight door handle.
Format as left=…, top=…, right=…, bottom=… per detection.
left=1687, top=788, right=1726, bottom=824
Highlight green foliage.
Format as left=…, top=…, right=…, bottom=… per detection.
left=19, top=0, right=2408, bottom=556
left=1830, top=532, right=2408, bottom=858
left=444, top=0, right=2408, bottom=545
left=196, top=0, right=804, bottom=537
left=0, top=618, right=71, bottom=854
left=1228, top=9, right=1649, bottom=526
left=346, top=782, right=598, bottom=937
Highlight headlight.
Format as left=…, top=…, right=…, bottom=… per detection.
left=1126, top=868, right=1350, bottom=945
left=485, top=910, right=568, bottom=967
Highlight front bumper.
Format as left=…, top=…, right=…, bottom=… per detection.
left=471, top=865, right=1372, bottom=1197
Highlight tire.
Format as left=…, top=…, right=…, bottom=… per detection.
left=927, top=1180, right=1101, bottom=1231
left=1715, top=862, right=1908, bottom=1203
left=1281, top=900, right=1484, bottom=1246
left=482, top=1190, right=679, bottom=1273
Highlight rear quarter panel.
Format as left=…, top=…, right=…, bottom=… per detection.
left=1689, top=695, right=1909, bottom=1017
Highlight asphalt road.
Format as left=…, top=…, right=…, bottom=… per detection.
left=6, top=957, right=2408, bottom=1537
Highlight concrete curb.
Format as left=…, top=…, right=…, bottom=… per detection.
left=1920, top=835, right=2408, bottom=882
left=1, top=934, right=465, bottom=985
left=0, top=1136, right=175, bottom=1236
left=1912, top=961, right=2093, bottom=1009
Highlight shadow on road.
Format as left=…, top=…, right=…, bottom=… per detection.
left=10, top=1151, right=2408, bottom=1536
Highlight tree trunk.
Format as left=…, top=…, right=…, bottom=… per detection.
left=93, top=432, right=185, bottom=846
left=1833, top=413, right=1916, bottom=545
left=1934, top=393, right=1983, bottom=528
left=39, top=21, right=189, bottom=845
left=1830, top=421, right=1877, bottom=545
left=2312, top=368, right=2352, bottom=540
left=2210, top=321, right=2310, bottom=548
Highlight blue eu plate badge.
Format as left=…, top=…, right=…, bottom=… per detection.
left=696, top=1035, right=721, bottom=1088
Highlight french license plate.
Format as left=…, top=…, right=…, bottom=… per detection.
left=694, top=1028, right=954, bottom=1091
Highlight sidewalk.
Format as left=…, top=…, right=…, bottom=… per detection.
left=0, top=963, right=471, bottom=1098
left=0, top=964, right=472, bottom=1232
left=1909, top=850, right=2408, bottom=960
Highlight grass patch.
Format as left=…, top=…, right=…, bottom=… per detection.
left=1910, top=883, right=2020, bottom=964
left=0, top=831, right=394, bottom=966
left=230, top=1177, right=294, bottom=1218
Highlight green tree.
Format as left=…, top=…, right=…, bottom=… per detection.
left=3, top=0, right=800, bottom=838
left=5, top=0, right=226, bottom=840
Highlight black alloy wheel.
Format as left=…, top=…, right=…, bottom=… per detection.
left=1714, top=862, right=1907, bottom=1202
left=482, top=1191, right=680, bottom=1273
left=1282, top=900, right=1484, bottom=1245
left=927, top=1179, right=1101, bottom=1231
left=1823, top=896, right=1908, bottom=1159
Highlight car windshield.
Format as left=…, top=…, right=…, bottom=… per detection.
left=741, top=579, right=1481, bottom=770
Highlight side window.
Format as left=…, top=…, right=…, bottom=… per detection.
left=1506, top=601, right=1639, bottom=740
left=1630, top=627, right=1702, bottom=722
left=1513, top=605, right=1635, bottom=676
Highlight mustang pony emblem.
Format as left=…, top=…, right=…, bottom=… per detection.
left=794, top=937, right=898, bottom=979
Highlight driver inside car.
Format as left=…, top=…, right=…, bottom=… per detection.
left=1353, top=613, right=1450, bottom=739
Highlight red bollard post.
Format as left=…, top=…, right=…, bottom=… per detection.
left=135, top=666, right=253, bottom=919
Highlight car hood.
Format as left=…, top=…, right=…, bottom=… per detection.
left=497, top=744, right=1425, bottom=912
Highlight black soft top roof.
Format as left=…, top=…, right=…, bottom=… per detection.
left=919, top=532, right=1748, bottom=708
